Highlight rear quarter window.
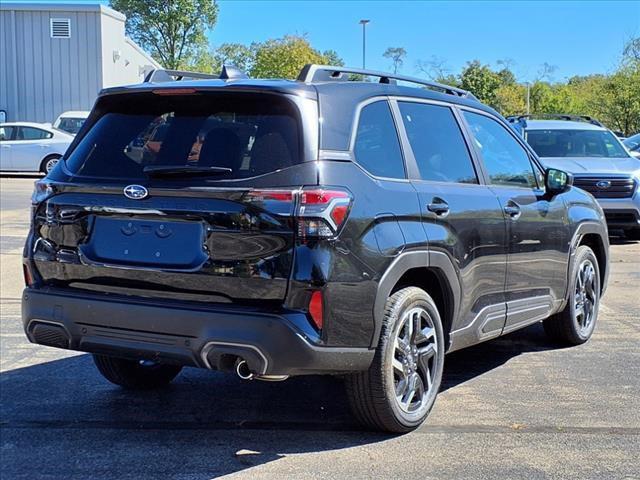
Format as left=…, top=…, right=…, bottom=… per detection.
left=65, top=92, right=301, bottom=182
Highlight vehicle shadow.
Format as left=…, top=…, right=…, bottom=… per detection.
left=0, top=322, right=562, bottom=479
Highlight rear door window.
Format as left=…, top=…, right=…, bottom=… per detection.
left=17, top=127, right=52, bottom=140
left=399, top=102, right=478, bottom=184
left=65, top=92, right=300, bottom=181
left=354, top=101, right=406, bottom=179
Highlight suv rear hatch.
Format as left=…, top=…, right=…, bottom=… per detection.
left=29, top=89, right=319, bottom=305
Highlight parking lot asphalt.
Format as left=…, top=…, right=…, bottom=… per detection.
left=1, top=177, right=638, bottom=479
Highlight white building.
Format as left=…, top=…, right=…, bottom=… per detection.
left=0, top=3, right=161, bottom=123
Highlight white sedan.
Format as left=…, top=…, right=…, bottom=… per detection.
left=0, top=122, right=73, bottom=173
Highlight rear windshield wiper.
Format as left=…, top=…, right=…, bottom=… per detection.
left=143, top=165, right=232, bottom=177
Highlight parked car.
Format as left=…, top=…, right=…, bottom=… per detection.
left=22, top=66, right=609, bottom=433
left=0, top=122, right=73, bottom=173
left=52, top=111, right=90, bottom=135
left=509, top=115, right=640, bottom=240
left=623, top=133, right=640, bottom=158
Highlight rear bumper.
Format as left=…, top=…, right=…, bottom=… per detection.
left=21, top=288, right=373, bottom=376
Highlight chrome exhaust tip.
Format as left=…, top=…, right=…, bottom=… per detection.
left=235, top=359, right=254, bottom=380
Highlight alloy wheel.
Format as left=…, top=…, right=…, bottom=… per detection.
left=45, top=157, right=60, bottom=173
left=391, top=306, right=440, bottom=414
left=574, top=258, right=597, bottom=335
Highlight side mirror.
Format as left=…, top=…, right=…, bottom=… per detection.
left=545, top=168, right=572, bottom=195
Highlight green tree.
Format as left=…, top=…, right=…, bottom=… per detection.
left=598, top=66, right=640, bottom=135
left=383, top=47, right=407, bottom=74
left=321, top=49, right=345, bottom=67
left=250, top=35, right=342, bottom=79
left=110, top=0, right=218, bottom=69
left=211, top=43, right=256, bottom=73
left=459, top=60, right=502, bottom=105
left=494, top=83, right=526, bottom=116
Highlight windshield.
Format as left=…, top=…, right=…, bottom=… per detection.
left=65, top=92, right=300, bottom=182
left=525, top=129, right=629, bottom=158
left=624, top=133, right=640, bottom=151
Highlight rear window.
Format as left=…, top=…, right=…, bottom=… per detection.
left=65, top=92, right=301, bottom=181
left=57, top=117, right=86, bottom=135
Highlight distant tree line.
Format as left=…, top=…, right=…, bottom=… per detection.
left=415, top=39, right=640, bottom=135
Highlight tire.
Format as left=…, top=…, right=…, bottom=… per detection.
left=39, top=155, right=61, bottom=174
left=624, top=229, right=640, bottom=241
left=345, top=287, right=445, bottom=433
left=543, top=245, right=600, bottom=345
left=93, top=354, right=182, bottom=390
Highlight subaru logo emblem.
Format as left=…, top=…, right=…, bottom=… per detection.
left=595, top=180, right=611, bottom=190
left=123, top=185, right=148, bottom=200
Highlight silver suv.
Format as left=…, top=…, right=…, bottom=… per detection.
left=509, top=115, right=640, bottom=239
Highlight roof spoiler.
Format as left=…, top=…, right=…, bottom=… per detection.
left=297, top=64, right=477, bottom=100
left=143, top=65, right=248, bottom=83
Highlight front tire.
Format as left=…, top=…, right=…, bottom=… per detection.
left=543, top=245, right=600, bottom=345
left=345, top=287, right=445, bottom=433
left=93, top=354, right=182, bottom=390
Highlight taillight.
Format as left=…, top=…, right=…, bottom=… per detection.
left=245, top=187, right=353, bottom=240
left=32, top=179, right=55, bottom=205
left=308, top=290, right=324, bottom=330
left=297, top=188, right=352, bottom=240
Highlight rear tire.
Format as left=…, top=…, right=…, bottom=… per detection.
left=543, top=245, right=600, bottom=345
left=39, top=155, right=61, bottom=174
left=93, top=354, right=182, bottom=390
left=624, top=229, right=640, bottom=241
left=345, top=287, right=445, bottom=433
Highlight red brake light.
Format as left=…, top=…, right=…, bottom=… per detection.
left=300, top=190, right=348, bottom=205
left=247, top=189, right=294, bottom=202
left=298, top=188, right=352, bottom=239
left=308, top=290, right=324, bottom=330
left=244, top=187, right=352, bottom=240
left=152, top=88, right=198, bottom=96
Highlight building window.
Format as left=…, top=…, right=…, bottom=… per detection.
left=50, top=18, right=71, bottom=38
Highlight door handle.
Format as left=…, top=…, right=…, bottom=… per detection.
left=504, top=201, right=521, bottom=219
left=427, top=198, right=450, bottom=217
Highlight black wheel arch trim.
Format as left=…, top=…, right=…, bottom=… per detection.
left=565, top=221, right=609, bottom=305
left=370, top=250, right=461, bottom=349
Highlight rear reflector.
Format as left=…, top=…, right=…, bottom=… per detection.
left=308, top=290, right=324, bottom=330
left=23, top=263, right=34, bottom=287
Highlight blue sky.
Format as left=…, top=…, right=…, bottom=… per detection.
left=16, top=1, right=640, bottom=80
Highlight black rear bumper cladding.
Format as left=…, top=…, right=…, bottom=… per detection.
left=21, top=288, right=374, bottom=376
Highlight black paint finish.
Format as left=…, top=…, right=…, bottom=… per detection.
left=22, top=78, right=610, bottom=374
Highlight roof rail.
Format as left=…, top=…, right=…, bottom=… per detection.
left=144, top=65, right=248, bottom=83
left=507, top=114, right=603, bottom=127
left=297, top=64, right=477, bottom=100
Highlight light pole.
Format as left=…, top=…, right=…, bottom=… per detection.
left=526, top=82, right=531, bottom=115
left=359, top=19, right=370, bottom=69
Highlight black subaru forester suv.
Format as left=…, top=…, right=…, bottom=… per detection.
left=22, top=65, right=609, bottom=433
